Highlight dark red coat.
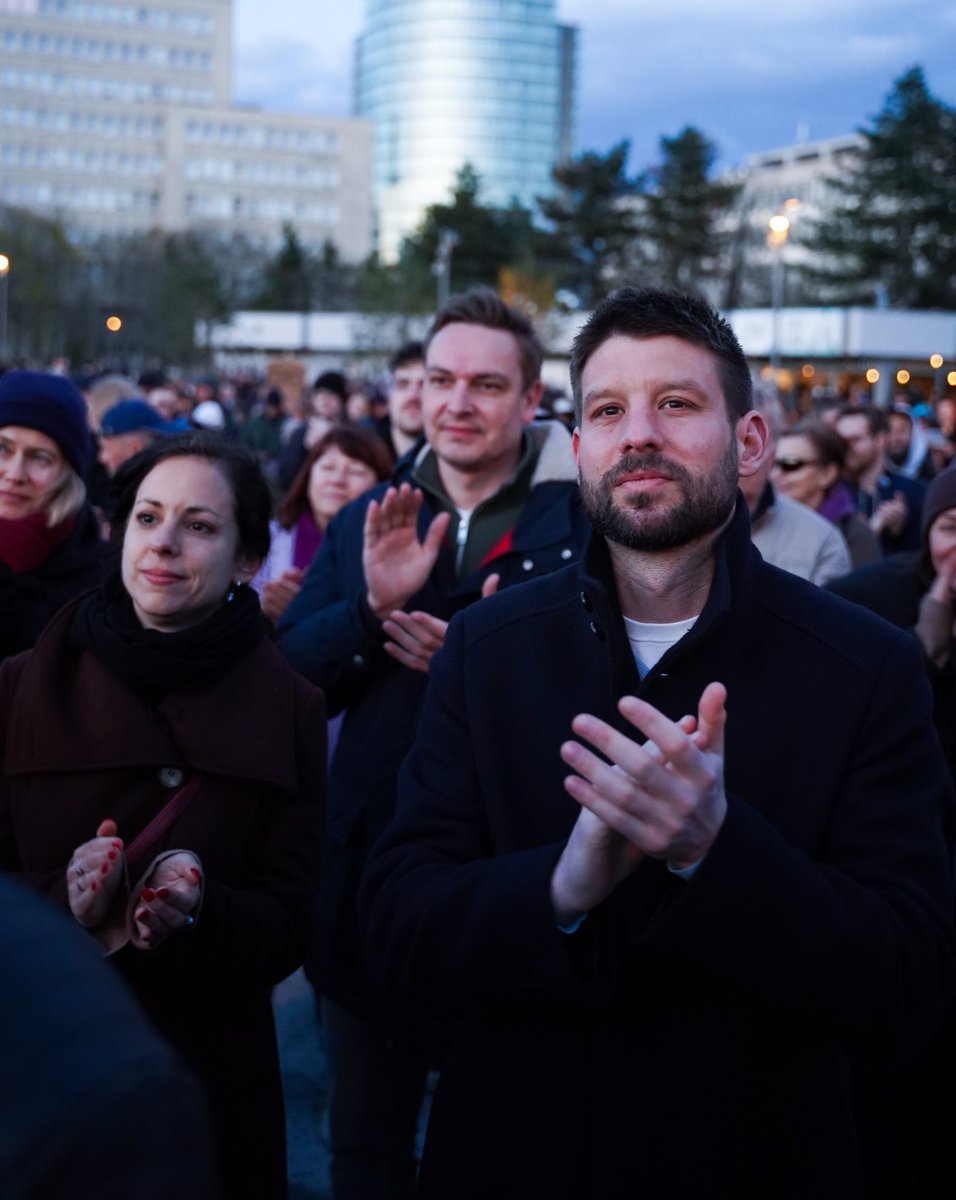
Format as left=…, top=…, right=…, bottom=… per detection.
left=0, top=599, right=326, bottom=1200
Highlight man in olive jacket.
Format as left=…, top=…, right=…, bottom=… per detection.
left=278, top=289, right=589, bottom=1199
left=364, top=288, right=956, bottom=1200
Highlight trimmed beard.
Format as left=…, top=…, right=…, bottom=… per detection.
left=580, top=438, right=740, bottom=552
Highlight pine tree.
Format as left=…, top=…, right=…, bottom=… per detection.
left=799, top=67, right=956, bottom=308
left=637, top=127, right=741, bottom=296
left=395, top=164, right=537, bottom=311
left=535, top=141, right=641, bottom=309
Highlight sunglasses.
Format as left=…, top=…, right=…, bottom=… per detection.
left=773, top=457, right=821, bottom=473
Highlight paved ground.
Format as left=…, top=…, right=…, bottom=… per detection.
left=274, top=969, right=433, bottom=1200
left=274, top=969, right=331, bottom=1199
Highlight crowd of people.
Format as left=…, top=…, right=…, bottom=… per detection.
left=1, top=287, right=956, bottom=1199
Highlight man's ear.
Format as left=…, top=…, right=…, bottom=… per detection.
left=736, top=411, right=770, bottom=479
left=521, top=379, right=543, bottom=423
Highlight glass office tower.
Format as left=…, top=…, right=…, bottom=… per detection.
left=355, top=0, right=576, bottom=260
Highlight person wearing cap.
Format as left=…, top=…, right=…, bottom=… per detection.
left=98, top=398, right=171, bottom=478
left=0, top=370, right=106, bottom=661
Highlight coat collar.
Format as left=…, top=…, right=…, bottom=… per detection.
left=575, top=495, right=758, bottom=690
left=5, top=600, right=302, bottom=790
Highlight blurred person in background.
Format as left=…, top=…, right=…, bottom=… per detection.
left=98, top=398, right=173, bottom=478
left=0, top=370, right=106, bottom=661
left=739, top=389, right=851, bottom=585
left=254, top=425, right=394, bottom=625
left=278, top=369, right=350, bottom=490
left=836, top=404, right=925, bottom=555
left=829, top=467, right=956, bottom=779
left=772, top=421, right=881, bottom=569
left=887, top=404, right=935, bottom=482
left=377, top=342, right=426, bottom=460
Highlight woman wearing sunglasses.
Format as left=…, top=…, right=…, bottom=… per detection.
left=771, top=421, right=880, bottom=569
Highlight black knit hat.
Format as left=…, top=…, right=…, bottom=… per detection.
left=922, top=466, right=956, bottom=542
left=312, top=370, right=349, bottom=402
left=0, top=370, right=92, bottom=475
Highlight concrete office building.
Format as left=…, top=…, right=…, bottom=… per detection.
left=734, top=132, right=864, bottom=288
left=355, top=0, right=577, bottom=260
left=0, top=0, right=373, bottom=258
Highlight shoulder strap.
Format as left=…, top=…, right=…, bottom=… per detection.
left=125, top=775, right=205, bottom=871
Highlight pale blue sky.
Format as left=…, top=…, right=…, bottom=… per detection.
left=233, top=0, right=956, bottom=176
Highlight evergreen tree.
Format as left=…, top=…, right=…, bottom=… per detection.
left=0, top=205, right=82, bottom=362
left=536, top=141, right=641, bottom=308
left=637, top=126, right=741, bottom=296
left=398, top=164, right=536, bottom=310
left=799, top=67, right=956, bottom=308
left=253, top=224, right=314, bottom=311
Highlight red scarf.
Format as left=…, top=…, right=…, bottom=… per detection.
left=0, top=511, right=75, bottom=573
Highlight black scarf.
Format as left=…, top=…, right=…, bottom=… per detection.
left=70, top=569, right=268, bottom=697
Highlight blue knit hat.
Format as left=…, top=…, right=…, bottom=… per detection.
left=0, top=370, right=92, bottom=476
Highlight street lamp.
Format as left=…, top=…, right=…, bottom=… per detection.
left=767, top=212, right=792, bottom=373
left=432, top=229, right=459, bottom=311
left=0, top=254, right=9, bottom=362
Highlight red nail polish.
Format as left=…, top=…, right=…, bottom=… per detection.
left=156, top=888, right=170, bottom=899
left=141, top=887, right=156, bottom=902
left=137, top=909, right=150, bottom=923
left=108, top=850, right=117, bottom=860
left=189, top=867, right=202, bottom=880
left=100, top=863, right=109, bottom=874
left=90, top=881, right=98, bottom=892
left=111, top=840, right=122, bottom=849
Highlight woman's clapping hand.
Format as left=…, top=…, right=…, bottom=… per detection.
left=67, top=818, right=124, bottom=928
left=131, top=851, right=203, bottom=950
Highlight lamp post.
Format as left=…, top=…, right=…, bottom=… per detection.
left=0, top=254, right=9, bottom=362
left=432, top=229, right=459, bottom=311
left=767, top=214, right=790, bottom=373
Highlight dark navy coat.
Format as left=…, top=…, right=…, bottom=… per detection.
left=278, top=425, right=589, bottom=1013
left=364, top=501, right=956, bottom=1199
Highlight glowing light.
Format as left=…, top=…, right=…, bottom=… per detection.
left=896, top=369, right=911, bottom=385
left=768, top=214, right=790, bottom=235
left=930, top=354, right=944, bottom=370
left=105, top=315, right=122, bottom=332
left=948, top=371, right=956, bottom=387
left=865, top=368, right=880, bottom=384
left=0, top=254, right=9, bottom=275
left=801, top=364, right=815, bottom=379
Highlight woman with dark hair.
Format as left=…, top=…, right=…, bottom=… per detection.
left=771, top=420, right=881, bottom=569
left=254, top=424, right=393, bottom=623
left=0, top=432, right=325, bottom=1199
left=0, top=370, right=106, bottom=660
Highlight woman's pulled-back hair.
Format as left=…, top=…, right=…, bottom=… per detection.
left=111, top=432, right=273, bottom=561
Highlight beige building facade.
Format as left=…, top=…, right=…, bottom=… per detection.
left=0, top=0, right=373, bottom=259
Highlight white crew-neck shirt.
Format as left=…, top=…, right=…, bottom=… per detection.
left=623, top=614, right=699, bottom=679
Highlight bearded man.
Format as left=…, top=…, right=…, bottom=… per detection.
left=363, top=287, right=956, bottom=1200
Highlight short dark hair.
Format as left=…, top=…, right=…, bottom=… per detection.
left=836, top=404, right=888, bottom=437
left=111, top=432, right=273, bottom=561
left=569, top=287, right=753, bottom=424
left=277, top=424, right=394, bottom=530
left=787, top=420, right=848, bottom=471
left=389, top=341, right=425, bottom=373
left=426, top=288, right=543, bottom=391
